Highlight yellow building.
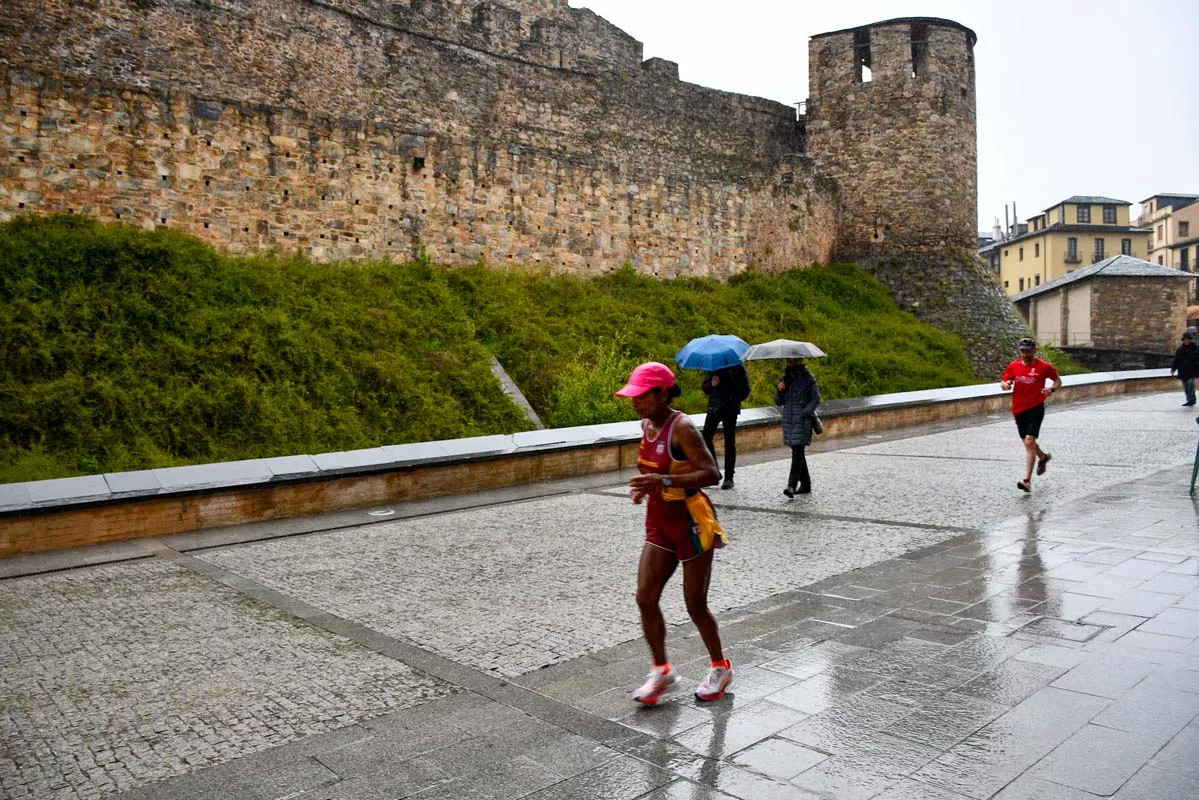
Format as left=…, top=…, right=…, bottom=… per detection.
left=981, top=196, right=1151, bottom=297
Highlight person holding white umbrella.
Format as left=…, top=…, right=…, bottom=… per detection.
left=745, top=340, right=827, bottom=497
left=776, top=358, right=821, bottom=496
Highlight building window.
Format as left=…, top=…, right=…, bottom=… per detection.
left=1019, top=247, right=1024, bottom=261
left=1181, top=221, right=1191, bottom=238
left=1035, top=243, right=1040, bottom=257
left=1121, top=238, right=1131, bottom=255
left=1067, top=237, right=1078, bottom=262
left=1058, top=207, right=1065, bottom=224
left=1035, top=274, right=1041, bottom=286
left=1158, top=224, right=1164, bottom=241
left=1183, top=248, right=1191, bottom=270
left=1093, top=238, right=1105, bottom=262
left=1159, top=256, right=1164, bottom=265
left=1019, top=278, right=1025, bottom=291
left=910, top=22, right=928, bottom=77
left=1004, top=280, right=1009, bottom=288
left=1103, top=205, right=1116, bottom=224
left=854, top=28, right=872, bottom=83
left=1077, top=206, right=1091, bottom=223
left=1004, top=249, right=1009, bottom=257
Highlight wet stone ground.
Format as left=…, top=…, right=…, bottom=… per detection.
left=1, top=392, right=1197, bottom=799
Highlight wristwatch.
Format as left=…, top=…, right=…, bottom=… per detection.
left=661, top=475, right=673, bottom=487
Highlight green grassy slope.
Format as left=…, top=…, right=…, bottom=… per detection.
left=1, top=216, right=982, bottom=481
left=0, top=216, right=533, bottom=481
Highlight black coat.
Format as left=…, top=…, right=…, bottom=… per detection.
left=1173, top=342, right=1199, bottom=380
left=702, top=365, right=750, bottom=415
left=775, top=365, right=820, bottom=447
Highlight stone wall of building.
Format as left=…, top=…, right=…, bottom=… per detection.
left=806, top=18, right=977, bottom=256
left=1091, top=278, right=1191, bottom=353
left=0, top=0, right=836, bottom=276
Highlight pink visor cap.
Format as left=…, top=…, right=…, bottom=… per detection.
left=615, top=362, right=677, bottom=397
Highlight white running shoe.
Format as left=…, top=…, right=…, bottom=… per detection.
left=695, top=663, right=733, bottom=702
left=633, top=665, right=678, bottom=705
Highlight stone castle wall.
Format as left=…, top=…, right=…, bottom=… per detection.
left=858, top=250, right=1030, bottom=377
left=807, top=18, right=977, bottom=255
left=1, top=4, right=1028, bottom=372
left=0, top=0, right=836, bottom=276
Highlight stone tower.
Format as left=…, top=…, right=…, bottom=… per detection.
left=806, top=17, right=978, bottom=256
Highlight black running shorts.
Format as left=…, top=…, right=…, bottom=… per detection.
left=1014, top=403, right=1045, bottom=439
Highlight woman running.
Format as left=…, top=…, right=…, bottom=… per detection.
left=616, top=362, right=733, bottom=704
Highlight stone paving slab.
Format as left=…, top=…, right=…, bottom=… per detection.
left=198, top=497, right=958, bottom=678
left=718, top=454, right=1130, bottom=530
left=0, top=560, right=456, bottom=800
left=1, top=393, right=1197, bottom=800
left=850, top=393, right=1197, bottom=465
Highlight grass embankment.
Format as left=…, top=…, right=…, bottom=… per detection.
left=1, top=215, right=980, bottom=482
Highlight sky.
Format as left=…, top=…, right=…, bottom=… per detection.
left=575, top=0, right=1198, bottom=232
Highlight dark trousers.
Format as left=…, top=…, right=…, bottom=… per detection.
left=787, top=445, right=811, bottom=490
left=702, top=409, right=739, bottom=479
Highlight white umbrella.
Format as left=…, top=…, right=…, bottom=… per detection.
left=743, top=339, right=827, bottom=360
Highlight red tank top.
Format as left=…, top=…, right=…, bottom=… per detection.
left=637, top=411, right=688, bottom=505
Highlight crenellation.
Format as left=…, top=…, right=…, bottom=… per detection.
left=470, top=2, right=522, bottom=37
left=641, top=58, right=680, bottom=83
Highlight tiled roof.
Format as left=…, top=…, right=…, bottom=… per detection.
left=1012, top=255, right=1196, bottom=302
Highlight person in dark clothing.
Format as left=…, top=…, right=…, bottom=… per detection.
left=1171, top=331, right=1199, bottom=407
left=775, top=358, right=820, bottom=496
left=701, top=364, right=751, bottom=490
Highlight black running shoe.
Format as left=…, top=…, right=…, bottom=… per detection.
left=1017, top=479, right=1031, bottom=493
left=1036, top=453, right=1051, bottom=476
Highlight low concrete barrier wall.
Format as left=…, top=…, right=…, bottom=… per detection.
left=0, top=371, right=1177, bottom=557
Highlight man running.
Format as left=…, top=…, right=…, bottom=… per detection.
left=1001, top=338, right=1060, bottom=492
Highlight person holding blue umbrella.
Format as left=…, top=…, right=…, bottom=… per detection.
left=701, top=364, right=750, bottom=490
left=675, top=334, right=751, bottom=490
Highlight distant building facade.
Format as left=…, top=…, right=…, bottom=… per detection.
left=1138, top=195, right=1199, bottom=292
left=982, top=196, right=1150, bottom=297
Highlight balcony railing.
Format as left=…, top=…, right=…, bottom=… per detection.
left=1065, top=254, right=1082, bottom=264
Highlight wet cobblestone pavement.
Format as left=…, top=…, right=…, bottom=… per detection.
left=1, top=393, right=1197, bottom=799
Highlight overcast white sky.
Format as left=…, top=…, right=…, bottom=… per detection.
left=576, top=0, right=1198, bottom=231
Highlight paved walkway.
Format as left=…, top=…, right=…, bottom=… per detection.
left=1, top=392, right=1197, bottom=800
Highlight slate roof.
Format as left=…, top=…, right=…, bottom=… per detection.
left=1012, top=255, right=1196, bottom=302
left=1139, top=193, right=1199, bottom=204
left=1042, top=196, right=1130, bottom=211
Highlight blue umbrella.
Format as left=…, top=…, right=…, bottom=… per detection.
left=674, top=334, right=750, bottom=371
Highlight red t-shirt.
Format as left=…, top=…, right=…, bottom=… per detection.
left=1002, top=357, right=1060, bottom=416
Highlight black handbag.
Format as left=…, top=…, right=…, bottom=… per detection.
left=811, top=411, right=824, bottom=435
